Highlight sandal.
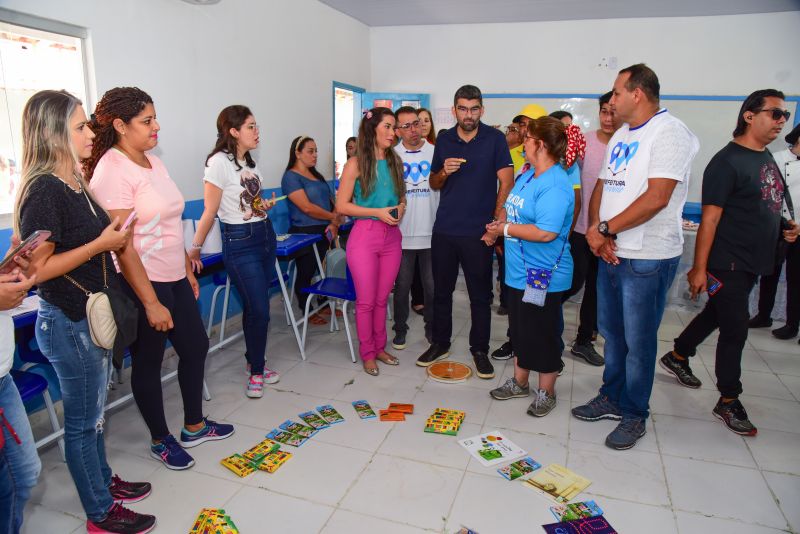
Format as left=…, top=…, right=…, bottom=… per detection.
left=308, top=314, right=327, bottom=326
left=319, top=307, right=343, bottom=317
left=363, top=360, right=379, bottom=376
left=376, top=352, right=399, bottom=366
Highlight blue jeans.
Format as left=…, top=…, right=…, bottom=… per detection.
left=0, top=374, right=41, bottom=534
left=36, top=300, right=113, bottom=522
left=597, top=256, right=679, bottom=419
left=222, top=220, right=277, bottom=375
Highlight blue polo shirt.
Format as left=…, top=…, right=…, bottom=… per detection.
left=431, top=122, right=513, bottom=237
left=503, top=165, right=574, bottom=292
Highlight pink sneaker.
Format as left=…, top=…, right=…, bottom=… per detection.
left=263, top=367, right=280, bottom=384
left=246, top=374, right=264, bottom=398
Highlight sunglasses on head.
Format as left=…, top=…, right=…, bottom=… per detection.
left=756, top=108, right=791, bottom=121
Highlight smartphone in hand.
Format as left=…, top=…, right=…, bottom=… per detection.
left=707, top=273, right=723, bottom=296
left=0, top=230, right=51, bottom=274
left=121, top=211, right=137, bottom=231
left=325, top=229, right=333, bottom=241
left=389, top=207, right=399, bottom=219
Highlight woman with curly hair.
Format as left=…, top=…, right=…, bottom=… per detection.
left=85, top=87, right=234, bottom=471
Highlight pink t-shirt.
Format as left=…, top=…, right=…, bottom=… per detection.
left=89, top=149, right=186, bottom=282
left=574, top=130, right=608, bottom=235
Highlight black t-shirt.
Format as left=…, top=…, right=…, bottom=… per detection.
left=19, top=174, right=118, bottom=321
left=431, top=122, right=513, bottom=237
left=703, top=142, right=784, bottom=275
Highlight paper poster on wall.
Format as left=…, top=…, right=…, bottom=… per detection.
left=374, top=99, right=393, bottom=109
left=435, top=107, right=455, bottom=128
left=401, top=100, right=420, bottom=109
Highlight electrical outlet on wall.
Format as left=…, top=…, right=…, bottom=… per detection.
left=597, top=56, right=618, bottom=69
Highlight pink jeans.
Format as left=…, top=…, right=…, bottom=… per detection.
left=346, top=219, right=402, bottom=361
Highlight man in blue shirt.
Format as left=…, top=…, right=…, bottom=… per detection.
left=415, top=85, right=514, bottom=378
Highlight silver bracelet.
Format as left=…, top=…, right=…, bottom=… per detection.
left=503, top=223, right=511, bottom=238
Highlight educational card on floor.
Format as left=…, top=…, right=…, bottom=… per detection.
left=458, top=431, right=526, bottom=467
left=541, top=516, right=617, bottom=533
left=497, top=456, right=541, bottom=480
left=549, top=500, right=604, bottom=521
left=523, top=463, right=592, bottom=503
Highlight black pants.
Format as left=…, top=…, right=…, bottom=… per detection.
left=411, top=256, right=424, bottom=307
left=673, top=270, right=757, bottom=399
left=562, top=232, right=598, bottom=344
left=431, top=232, right=494, bottom=352
left=497, top=237, right=508, bottom=308
left=121, top=277, right=209, bottom=440
left=289, top=224, right=331, bottom=309
left=757, top=240, right=800, bottom=327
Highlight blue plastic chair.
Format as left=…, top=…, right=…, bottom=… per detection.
left=300, top=267, right=357, bottom=363
left=10, top=369, right=65, bottom=460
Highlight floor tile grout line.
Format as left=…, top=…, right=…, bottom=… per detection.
left=650, top=412, right=683, bottom=534
left=743, top=437, right=794, bottom=533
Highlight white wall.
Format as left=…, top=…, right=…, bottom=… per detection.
left=370, top=12, right=800, bottom=107
left=1, top=0, right=370, bottom=197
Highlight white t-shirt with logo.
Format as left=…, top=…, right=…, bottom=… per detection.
left=599, top=110, right=699, bottom=259
left=394, top=140, right=439, bottom=249
left=204, top=152, right=268, bottom=225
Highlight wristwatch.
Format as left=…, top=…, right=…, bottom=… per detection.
left=597, top=221, right=617, bottom=239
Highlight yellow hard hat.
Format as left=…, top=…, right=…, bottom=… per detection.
left=514, top=104, right=547, bottom=121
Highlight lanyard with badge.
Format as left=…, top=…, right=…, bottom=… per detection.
left=510, top=171, right=567, bottom=307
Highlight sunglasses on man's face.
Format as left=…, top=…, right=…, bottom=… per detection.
left=756, top=108, right=791, bottom=121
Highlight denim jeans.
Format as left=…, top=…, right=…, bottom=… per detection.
left=36, top=300, right=113, bottom=522
left=393, top=248, right=433, bottom=339
left=597, top=256, right=679, bottom=419
left=222, top=219, right=277, bottom=375
left=0, top=374, right=42, bottom=534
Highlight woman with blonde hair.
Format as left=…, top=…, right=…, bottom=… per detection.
left=17, top=89, right=155, bottom=533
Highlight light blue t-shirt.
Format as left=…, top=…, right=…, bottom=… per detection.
left=353, top=159, right=400, bottom=219
left=503, top=165, right=574, bottom=292
left=281, top=170, right=334, bottom=228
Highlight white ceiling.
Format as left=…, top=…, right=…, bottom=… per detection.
left=317, top=0, right=800, bottom=26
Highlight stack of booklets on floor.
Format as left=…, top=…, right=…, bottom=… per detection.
left=523, top=463, right=592, bottom=503
left=541, top=515, right=617, bottom=533
left=424, top=408, right=466, bottom=435
left=220, top=437, right=292, bottom=478
left=189, top=508, right=239, bottom=534
left=458, top=431, right=527, bottom=467
left=378, top=403, right=414, bottom=421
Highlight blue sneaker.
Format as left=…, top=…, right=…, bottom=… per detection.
left=571, top=394, right=622, bottom=422
left=180, top=417, right=235, bottom=448
left=605, top=417, right=647, bottom=450
left=150, top=435, right=194, bottom=470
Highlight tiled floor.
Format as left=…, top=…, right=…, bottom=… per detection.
left=22, top=281, right=800, bottom=533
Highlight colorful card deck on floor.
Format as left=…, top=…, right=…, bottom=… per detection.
left=549, top=500, right=604, bottom=522
left=379, top=410, right=406, bottom=421
left=241, top=438, right=280, bottom=464
left=256, top=449, right=293, bottom=473
left=424, top=408, right=466, bottom=435
left=299, top=411, right=330, bottom=429
left=316, top=404, right=345, bottom=424
left=279, top=419, right=318, bottom=438
left=387, top=403, right=414, bottom=414
left=352, top=400, right=377, bottom=419
left=190, top=508, right=239, bottom=534
left=220, top=454, right=256, bottom=478
left=497, top=456, right=542, bottom=480
left=266, top=428, right=308, bottom=447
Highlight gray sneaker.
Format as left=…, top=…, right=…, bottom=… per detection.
left=571, top=394, right=622, bottom=421
left=605, top=416, right=647, bottom=450
left=571, top=342, right=605, bottom=366
left=527, top=389, right=557, bottom=417
left=490, top=377, right=530, bottom=400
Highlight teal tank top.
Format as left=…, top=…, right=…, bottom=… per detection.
left=353, top=159, right=400, bottom=219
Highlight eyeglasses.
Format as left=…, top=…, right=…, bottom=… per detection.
left=396, top=120, right=420, bottom=131
left=456, top=105, right=482, bottom=115
left=756, top=108, right=791, bottom=121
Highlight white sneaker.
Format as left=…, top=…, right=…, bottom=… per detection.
left=246, top=374, right=264, bottom=398
left=263, top=367, right=280, bottom=384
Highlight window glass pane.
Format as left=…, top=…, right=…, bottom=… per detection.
left=0, top=22, right=86, bottom=214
